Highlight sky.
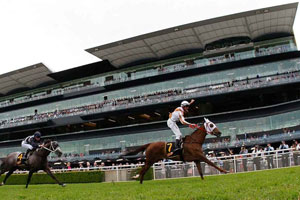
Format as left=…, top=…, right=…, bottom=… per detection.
left=0, top=0, right=299, bottom=75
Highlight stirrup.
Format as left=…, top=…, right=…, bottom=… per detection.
left=173, top=147, right=181, bottom=154
left=20, top=157, right=27, bottom=165
left=168, top=148, right=182, bottom=157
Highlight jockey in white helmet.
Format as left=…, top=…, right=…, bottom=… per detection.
left=167, top=99, right=196, bottom=150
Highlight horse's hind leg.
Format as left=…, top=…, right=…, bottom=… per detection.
left=139, top=162, right=152, bottom=184
left=195, top=161, right=204, bottom=180
left=2, top=169, right=15, bottom=185
left=0, top=170, right=3, bottom=186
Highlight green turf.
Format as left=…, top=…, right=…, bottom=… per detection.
left=0, top=167, right=300, bottom=200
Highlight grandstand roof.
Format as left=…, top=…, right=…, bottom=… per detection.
left=0, top=63, right=56, bottom=96
left=86, top=3, right=298, bottom=68
left=48, top=60, right=116, bottom=82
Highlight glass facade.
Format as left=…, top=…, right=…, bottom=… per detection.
left=0, top=38, right=297, bottom=108
left=89, top=43, right=297, bottom=86
left=1, top=108, right=300, bottom=157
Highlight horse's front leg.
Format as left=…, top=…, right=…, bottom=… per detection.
left=0, top=170, right=4, bottom=186
left=197, top=153, right=227, bottom=173
left=194, top=161, right=204, bottom=179
left=44, top=167, right=66, bottom=187
left=26, top=170, right=34, bottom=188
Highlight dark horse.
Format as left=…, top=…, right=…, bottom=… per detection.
left=124, top=118, right=228, bottom=183
left=0, top=139, right=65, bottom=188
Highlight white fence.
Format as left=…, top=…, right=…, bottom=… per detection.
left=153, top=148, right=300, bottom=180
left=9, top=149, right=300, bottom=182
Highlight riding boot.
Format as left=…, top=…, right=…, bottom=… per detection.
left=176, top=139, right=181, bottom=149
left=25, top=149, right=32, bottom=158
left=21, top=149, right=31, bottom=164
left=172, top=139, right=182, bottom=156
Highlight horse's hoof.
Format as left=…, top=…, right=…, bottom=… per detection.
left=0, top=182, right=4, bottom=186
left=132, top=174, right=140, bottom=179
left=61, top=183, right=66, bottom=187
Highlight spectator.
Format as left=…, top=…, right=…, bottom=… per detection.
left=66, top=162, right=71, bottom=170
left=79, top=163, right=84, bottom=171
left=86, top=162, right=91, bottom=170
left=220, top=152, right=231, bottom=172
left=239, top=146, right=248, bottom=172
left=279, top=141, right=289, bottom=167
left=264, top=143, right=275, bottom=169
left=292, top=140, right=300, bottom=166
left=252, top=145, right=262, bottom=170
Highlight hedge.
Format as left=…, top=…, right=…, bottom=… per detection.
left=0, top=170, right=105, bottom=185
left=130, top=167, right=154, bottom=181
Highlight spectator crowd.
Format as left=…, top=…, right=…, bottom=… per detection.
left=1, top=69, right=300, bottom=129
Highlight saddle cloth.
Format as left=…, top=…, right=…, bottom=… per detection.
left=16, top=153, right=25, bottom=165
left=166, top=142, right=176, bottom=154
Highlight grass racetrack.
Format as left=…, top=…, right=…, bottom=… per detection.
left=0, top=167, right=299, bottom=200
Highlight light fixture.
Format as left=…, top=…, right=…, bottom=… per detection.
left=154, top=112, right=161, bottom=116
left=108, top=119, right=116, bottom=123
left=128, top=116, right=135, bottom=120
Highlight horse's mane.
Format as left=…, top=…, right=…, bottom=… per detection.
left=191, top=123, right=205, bottom=135
left=183, top=123, right=205, bottom=142
left=43, top=139, right=52, bottom=145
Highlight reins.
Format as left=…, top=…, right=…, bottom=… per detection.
left=184, top=126, right=207, bottom=144
left=41, top=142, right=59, bottom=153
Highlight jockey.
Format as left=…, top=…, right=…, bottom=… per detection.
left=21, top=131, right=42, bottom=161
left=167, top=99, right=196, bottom=151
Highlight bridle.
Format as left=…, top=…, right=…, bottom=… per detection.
left=185, top=124, right=218, bottom=144
left=41, top=141, right=59, bottom=153
left=184, top=125, right=206, bottom=144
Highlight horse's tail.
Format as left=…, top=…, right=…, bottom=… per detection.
left=123, top=143, right=151, bottom=156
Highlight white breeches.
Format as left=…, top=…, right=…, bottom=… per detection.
left=167, top=119, right=182, bottom=140
left=21, top=141, right=33, bottom=150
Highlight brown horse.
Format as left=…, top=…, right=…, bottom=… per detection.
left=124, top=118, right=228, bottom=183
left=0, top=139, right=65, bottom=188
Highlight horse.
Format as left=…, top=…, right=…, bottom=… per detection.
left=0, top=139, right=65, bottom=188
left=124, top=118, right=228, bottom=184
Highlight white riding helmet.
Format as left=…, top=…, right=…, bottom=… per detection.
left=181, top=101, right=190, bottom=107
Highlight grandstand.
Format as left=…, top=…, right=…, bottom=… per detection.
left=0, top=2, right=299, bottom=168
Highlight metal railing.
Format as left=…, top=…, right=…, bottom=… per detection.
left=153, top=148, right=300, bottom=180
left=8, top=148, right=300, bottom=183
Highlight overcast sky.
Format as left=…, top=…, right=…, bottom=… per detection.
left=0, top=0, right=299, bottom=75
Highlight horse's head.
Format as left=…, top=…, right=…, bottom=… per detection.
left=43, top=139, right=63, bottom=157
left=203, top=118, right=221, bottom=137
